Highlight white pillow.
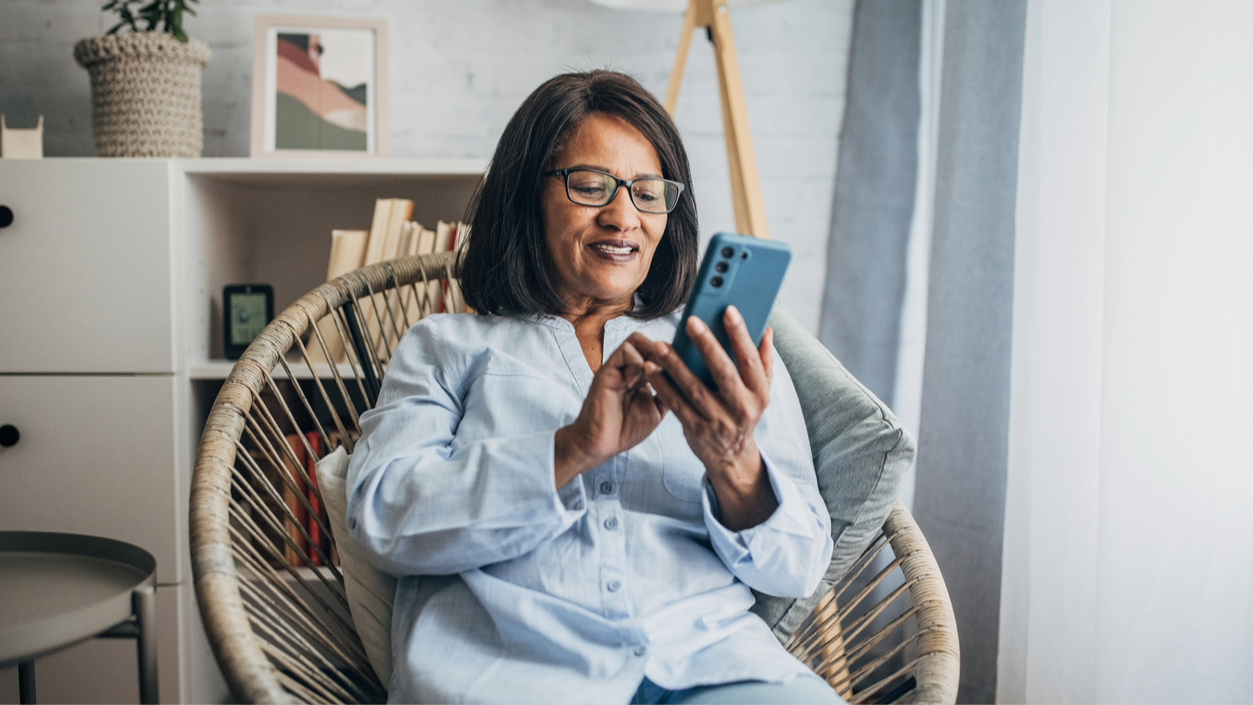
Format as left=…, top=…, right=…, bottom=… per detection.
left=315, top=446, right=396, bottom=687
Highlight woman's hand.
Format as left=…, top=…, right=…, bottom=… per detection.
left=643, top=306, right=779, bottom=531
left=555, top=333, right=668, bottom=488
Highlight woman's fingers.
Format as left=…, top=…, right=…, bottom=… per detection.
left=648, top=382, right=669, bottom=415
left=624, top=333, right=659, bottom=388
left=722, top=306, right=769, bottom=399
left=759, top=327, right=774, bottom=384
left=619, top=341, right=648, bottom=387
left=685, top=315, right=749, bottom=407
left=628, top=370, right=669, bottom=421
left=626, top=331, right=655, bottom=349
left=648, top=336, right=721, bottom=421
left=644, top=359, right=707, bottom=430
left=602, top=338, right=652, bottom=390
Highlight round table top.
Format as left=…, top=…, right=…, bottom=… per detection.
left=0, top=532, right=155, bottom=668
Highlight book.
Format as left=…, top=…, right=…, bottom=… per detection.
left=314, top=204, right=468, bottom=371
left=397, top=221, right=415, bottom=262
left=362, top=199, right=394, bottom=266
left=422, top=221, right=455, bottom=314
left=433, top=220, right=454, bottom=257
left=309, top=229, right=369, bottom=364
left=356, top=199, right=396, bottom=358
left=402, top=222, right=438, bottom=322
left=241, top=442, right=287, bottom=568
left=380, top=199, right=414, bottom=262
left=381, top=214, right=417, bottom=342
left=415, top=222, right=436, bottom=256
left=363, top=198, right=416, bottom=352
left=282, top=433, right=308, bottom=568
left=305, top=432, right=327, bottom=567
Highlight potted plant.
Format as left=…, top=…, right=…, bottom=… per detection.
left=74, top=1, right=211, bottom=157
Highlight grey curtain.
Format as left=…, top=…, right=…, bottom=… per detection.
left=819, top=0, right=922, bottom=405
left=911, top=2, right=1027, bottom=703
left=820, top=0, right=1027, bottom=702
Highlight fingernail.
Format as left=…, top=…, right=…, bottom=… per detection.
left=727, top=305, right=742, bottom=322
left=688, top=316, right=706, bottom=332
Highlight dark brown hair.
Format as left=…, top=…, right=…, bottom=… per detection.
left=458, top=70, right=699, bottom=319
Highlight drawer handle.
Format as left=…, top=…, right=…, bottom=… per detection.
left=0, top=205, right=12, bottom=229
left=0, top=425, right=18, bottom=448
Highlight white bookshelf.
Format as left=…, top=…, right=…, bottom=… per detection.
left=178, top=156, right=486, bottom=176
left=188, top=360, right=366, bottom=381
left=179, top=158, right=485, bottom=377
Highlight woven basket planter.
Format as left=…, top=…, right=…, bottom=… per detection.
left=74, top=33, right=211, bottom=158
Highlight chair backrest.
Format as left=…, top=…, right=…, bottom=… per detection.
left=190, top=252, right=959, bottom=704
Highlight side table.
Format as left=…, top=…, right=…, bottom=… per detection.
left=0, top=532, right=158, bottom=704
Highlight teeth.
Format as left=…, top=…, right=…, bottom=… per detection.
left=592, top=244, right=634, bottom=254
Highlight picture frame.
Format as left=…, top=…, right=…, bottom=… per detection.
left=250, top=15, right=389, bottom=158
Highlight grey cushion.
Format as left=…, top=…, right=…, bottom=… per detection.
left=752, top=308, right=916, bottom=643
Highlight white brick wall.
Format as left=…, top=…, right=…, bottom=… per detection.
left=0, top=0, right=852, bottom=331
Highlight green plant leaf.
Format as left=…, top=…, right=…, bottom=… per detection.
left=100, top=0, right=197, bottom=39
left=170, top=7, right=187, bottom=42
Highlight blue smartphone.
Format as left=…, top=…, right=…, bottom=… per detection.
left=671, top=232, right=792, bottom=390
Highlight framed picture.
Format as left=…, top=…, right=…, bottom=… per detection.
left=250, top=15, right=389, bottom=158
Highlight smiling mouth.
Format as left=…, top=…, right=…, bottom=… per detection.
left=589, top=241, right=640, bottom=257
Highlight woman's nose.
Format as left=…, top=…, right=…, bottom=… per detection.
left=598, top=186, right=642, bottom=230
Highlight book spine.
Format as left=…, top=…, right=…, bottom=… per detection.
left=313, top=229, right=369, bottom=364
left=305, top=432, right=327, bottom=566
left=326, top=431, right=342, bottom=567
left=283, top=433, right=308, bottom=568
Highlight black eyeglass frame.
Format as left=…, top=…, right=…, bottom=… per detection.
left=542, top=167, right=686, bottom=214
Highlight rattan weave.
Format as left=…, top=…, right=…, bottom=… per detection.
left=73, top=33, right=211, bottom=157
left=190, top=252, right=959, bottom=703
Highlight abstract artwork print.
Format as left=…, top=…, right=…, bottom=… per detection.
left=271, top=29, right=374, bottom=152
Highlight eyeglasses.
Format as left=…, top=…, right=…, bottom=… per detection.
left=542, top=168, right=685, bottom=214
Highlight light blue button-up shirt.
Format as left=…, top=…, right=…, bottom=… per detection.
left=346, top=310, right=834, bottom=704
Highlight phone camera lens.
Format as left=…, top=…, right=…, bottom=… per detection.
left=710, top=276, right=724, bottom=288
left=721, top=247, right=735, bottom=259
left=741, top=252, right=748, bottom=259
left=715, top=262, right=729, bottom=273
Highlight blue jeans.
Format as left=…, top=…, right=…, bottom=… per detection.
left=630, top=675, right=844, bottom=704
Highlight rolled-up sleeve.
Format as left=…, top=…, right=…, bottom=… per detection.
left=701, top=351, right=833, bottom=598
left=346, top=320, right=585, bottom=576
left=702, top=454, right=832, bottom=598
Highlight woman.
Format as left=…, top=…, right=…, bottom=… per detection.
left=347, top=70, right=840, bottom=704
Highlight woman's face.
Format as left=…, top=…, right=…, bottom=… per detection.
left=542, top=112, right=667, bottom=313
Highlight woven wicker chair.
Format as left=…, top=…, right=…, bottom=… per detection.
left=190, top=252, right=960, bottom=704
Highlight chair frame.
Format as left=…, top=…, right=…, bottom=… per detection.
left=190, top=252, right=959, bottom=704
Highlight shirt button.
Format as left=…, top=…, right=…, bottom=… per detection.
left=607, top=580, right=622, bottom=592
left=600, top=481, right=614, bottom=495
left=604, top=517, right=619, bottom=530
left=633, top=646, right=647, bottom=657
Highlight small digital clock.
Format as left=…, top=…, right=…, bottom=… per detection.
left=223, top=284, right=274, bottom=360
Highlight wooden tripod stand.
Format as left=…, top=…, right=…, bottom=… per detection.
left=665, top=0, right=770, bottom=239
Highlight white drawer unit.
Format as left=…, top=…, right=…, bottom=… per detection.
left=0, top=375, right=181, bottom=583
left=0, top=160, right=175, bottom=374
left=0, top=157, right=484, bottom=703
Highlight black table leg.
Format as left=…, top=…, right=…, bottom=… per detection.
left=134, top=586, right=159, bottom=704
left=18, top=660, right=35, bottom=704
